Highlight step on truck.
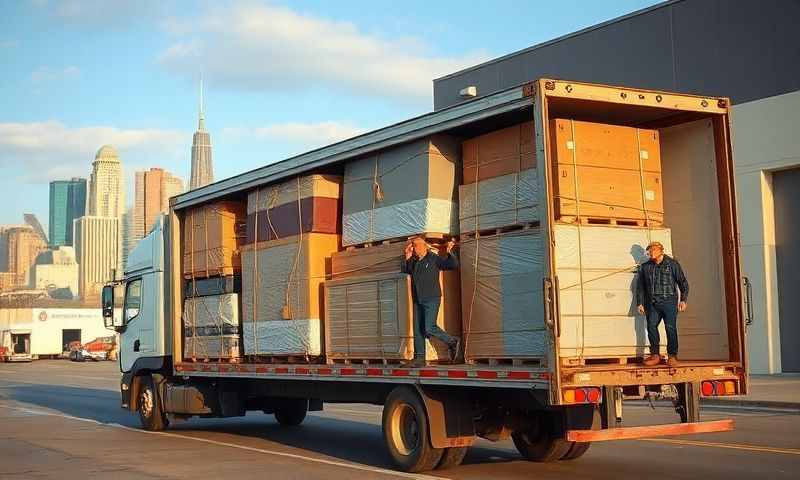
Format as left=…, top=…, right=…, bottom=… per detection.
left=103, top=78, right=750, bottom=472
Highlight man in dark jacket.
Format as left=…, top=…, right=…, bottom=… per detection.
left=636, top=241, right=689, bottom=367
left=402, top=236, right=460, bottom=363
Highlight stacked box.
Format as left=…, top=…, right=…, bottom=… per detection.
left=241, top=233, right=339, bottom=356
left=459, top=228, right=547, bottom=360
left=459, top=169, right=539, bottom=234
left=550, top=119, right=663, bottom=225
left=555, top=224, right=671, bottom=359
left=182, top=293, right=241, bottom=359
left=462, top=121, right=535, bottom=184
left=182, top=201, right=246, bottom=278
left=184, top=275, right=240, bottom=298
left=342, top=135, right=460, bottom=246
left=325, top=272, right=457, bottom=361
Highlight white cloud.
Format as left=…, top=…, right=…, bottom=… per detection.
left=31, top=66, right=80, bottom=83
left=0, top=121, right=186, bottom=183
left=223, top=121, right=366, bottom=148
left=159, top=3, right=488, bottom=102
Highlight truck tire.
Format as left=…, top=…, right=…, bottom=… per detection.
left=436, top=447, right=468, bottom=469
left=382, top=387, right=443, bottom=472
left=560, top=441, right=591, bottom=460
left=512, top=413, right=571, bottom=463
left=274, top=399, right=308, bottom=426
left=138, top=375, right=168, bottom=431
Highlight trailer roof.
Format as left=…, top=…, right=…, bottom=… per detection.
left=171, top=83, right=530, bottom=210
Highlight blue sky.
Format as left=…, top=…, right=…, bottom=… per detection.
left=0, top=0, right=659, bottom=229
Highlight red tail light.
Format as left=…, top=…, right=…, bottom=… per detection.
left=574, top=388, right=587, bottom=403
left=562, top=387, right=602, bottom=404
left=701, top=380, right=738, bottom=396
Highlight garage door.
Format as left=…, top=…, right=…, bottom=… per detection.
left=773, top=167, right=800, bottom=372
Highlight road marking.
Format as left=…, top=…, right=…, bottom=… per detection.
left=0, top=404, right=448, bottom=480
left=642, top=438, right=800, bottom=456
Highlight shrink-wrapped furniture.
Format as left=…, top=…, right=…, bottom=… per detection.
left=462, top=121, right=535, bottom=184
left=459, top=169, right=538, bottom=234
left=182, top=201, right=246, bottom=278
left=182, top=293, right=241, bottom=359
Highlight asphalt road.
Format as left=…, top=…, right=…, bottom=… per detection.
left=0, top=361, right=797, bottom=479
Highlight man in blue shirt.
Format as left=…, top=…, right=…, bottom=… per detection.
left=402, top=237, right=461, bottom=363
left=636, top=241, right=689, bottom=367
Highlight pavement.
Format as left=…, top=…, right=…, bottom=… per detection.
left=701, top=374, right=800, bottom=410
left=0, top=361, right=798, bottom=480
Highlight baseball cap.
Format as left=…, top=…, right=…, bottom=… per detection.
left=646, top=241, right=664, bottom=251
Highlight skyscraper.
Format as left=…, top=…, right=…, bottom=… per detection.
left=189, top=78, right=213, bottom=190
left=132, top=167, right=184, bottom=244
left=74, top=216, right=119, bottom=298
left=88, top=145, right=124, bottom=218
left=48, top=178, right=87, bottom=247
left=4, top=225, right=47, bottom=289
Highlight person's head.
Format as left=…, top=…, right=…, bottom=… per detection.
left=646, top=241, right=665, bottom=261
left=411, top=236, right=429, bottom=257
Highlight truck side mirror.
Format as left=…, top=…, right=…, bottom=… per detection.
left=101, top=285, right=119, bottom=328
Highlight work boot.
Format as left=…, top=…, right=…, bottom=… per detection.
left=404, top=357, right=425, bottom=368
left=448, top=338, right=461, bottom=363
left=643, top=354, right=662, bottom=366
left=667, top=356, right=679, bottom=367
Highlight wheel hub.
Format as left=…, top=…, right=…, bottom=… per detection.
left=140, top=387, right=154, bottom=418
left=390, top=402, right=420, bottom=456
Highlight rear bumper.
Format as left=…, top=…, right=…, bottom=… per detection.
left=566, top=419, right=734, bottom=442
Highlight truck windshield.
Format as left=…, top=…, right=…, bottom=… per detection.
left=124, top=279, right=142, bottom=324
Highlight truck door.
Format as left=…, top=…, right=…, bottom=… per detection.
left=119, top=276, right=156, bottom=372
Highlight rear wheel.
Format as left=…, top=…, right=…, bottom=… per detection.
left=560, top=441, right=591, bottom=460
left=382, top=387, right=443, bottom=472
left=436, top=446, right=468, bottom=469
left=274, top=399, right=308, bottom=426
left=138, top=375, right=168, bottom=431
left=512, top=413, right=571, bottom=463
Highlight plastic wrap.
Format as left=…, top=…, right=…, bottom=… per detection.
left=247, top=174, right=341, bottom=214
left=554, top=224, right=672, bottom=358
left=462, top=121, right=535, bottom=184
left=459, top=169, right=538, bottom=234
left=182, top=201, right=246, bottom=278
left=460, top=228, right=547, bottom=360
left=182, top=294, right=241, bottom=359
left=342, top=135, right=460, bottom=246
left=241, top=233, right=339, bottom=356
left=342, top=199, right=458, bottom=247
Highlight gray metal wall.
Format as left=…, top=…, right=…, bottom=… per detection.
left=773, top=167, right=800, bottom=373
left=433, top=0, right=800, bottom=110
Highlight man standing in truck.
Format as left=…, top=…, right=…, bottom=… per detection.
left=402, top=237, right=461, bottom=363
left=636, top=241, right=689, bottom=367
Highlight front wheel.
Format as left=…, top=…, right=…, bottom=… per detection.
left=138, top=375, right=169, bottom=431
left=561, top=441, right=591, bottom=460
left=512, top=413, right=571, bottom=462
left=382, top=387, right=443, bottom=472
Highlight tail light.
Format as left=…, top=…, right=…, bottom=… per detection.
left=563, top=387, right=602, bottom=404
left=701, top=380, right=738, bottom=396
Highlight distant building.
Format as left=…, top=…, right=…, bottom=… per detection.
left=88, top=146, right=124, bottom=218
left=189, top=79, right=213, bottom=189
left=121, top=207, right=134, bottom=268
left=3, top=226, right=47, bottom=290
left=133, top=167, right=184, bottom=244
left=32, top=246, right=79, bottom=299
left=74, top=216, right=119, bottom=299
left=0, top=225, right=27, bottom=272
left=48, top=178, right=87, bottom=247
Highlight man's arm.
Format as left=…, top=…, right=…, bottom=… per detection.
left=635, top=264, right=647, bottom=307
left=673, top=259, right=689, bottom=303
left=436, top=252, right=459, bottom=271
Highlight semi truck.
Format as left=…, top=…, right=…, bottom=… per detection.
left=103, top=78, right=750, bottom=472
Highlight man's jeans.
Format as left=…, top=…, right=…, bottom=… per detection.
left=646, top=295, right=679, bottom=356
left=413, top=298, right=456, bottom=359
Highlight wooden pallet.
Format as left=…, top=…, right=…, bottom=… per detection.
left=245, top=354, right=324, bottom=364
left=467, top=357, right=545, bottom=367
left=329, top=357, right=406, bottom=365
left=344, top=233, right=452, bottom=251
left=558, top=216, right=649, bottom=227
left=560, top=356, right=643, bottom=367
left=460, top=222, right=540, bottom=240
left=183, top=356, right=242, bottom=364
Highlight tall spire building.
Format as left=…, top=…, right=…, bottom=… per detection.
left=189, top=77, right=213, bottom=190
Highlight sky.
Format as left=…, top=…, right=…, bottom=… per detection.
left=0, top=0, right=660, bottom=231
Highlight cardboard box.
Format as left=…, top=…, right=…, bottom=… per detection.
left=551, top=119, right=663, bottom=224
left=462, top=121, right=535, bottom=184
left=325, top=272, right=460, bottom=361
left=182, top=293, right=241, bottom=360
left=342, top=135, right=460, bottom=246
left=459, top=228, right=547, bottom=360
left=182, top=201, right=246, bottom=278
left=241, top=233, right=339, bottom=356
left=184, top=335, right=241, bottom=359
left=459, top=169, right=538, bottom=234
left=246, top=174, right=341, bottom=242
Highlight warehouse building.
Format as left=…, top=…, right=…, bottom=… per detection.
left=433, top=0, right=800, bottom=373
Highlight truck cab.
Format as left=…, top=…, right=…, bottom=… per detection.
left=1, top=329, right=33, bottom=362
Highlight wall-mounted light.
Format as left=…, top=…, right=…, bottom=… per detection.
left=459, top=86, right=477, bottom=98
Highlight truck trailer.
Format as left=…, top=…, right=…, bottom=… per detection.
left=103, top=78, right=750, bottom=472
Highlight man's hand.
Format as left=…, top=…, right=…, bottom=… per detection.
left=678, top=301, right=687, bottom=312
left=637, top=304, right=645, bottom=316
left=445, top=239, right=456, bottom=254
left=404, top=242, right=413, bottom=260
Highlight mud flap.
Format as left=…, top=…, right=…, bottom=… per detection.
left=415, top=386, right=476, bottom=449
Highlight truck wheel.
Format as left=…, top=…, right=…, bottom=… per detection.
left=561, top=441, right=591, bottom=460
left=436, top=447, right=468, bottom=469
left=274, top=399, right=308, bottom=426
left=138, top=375, right=168, bottom=431
left=512, top=413, right=571, bottom=462
left=382, top=387, right=443, bottom=472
